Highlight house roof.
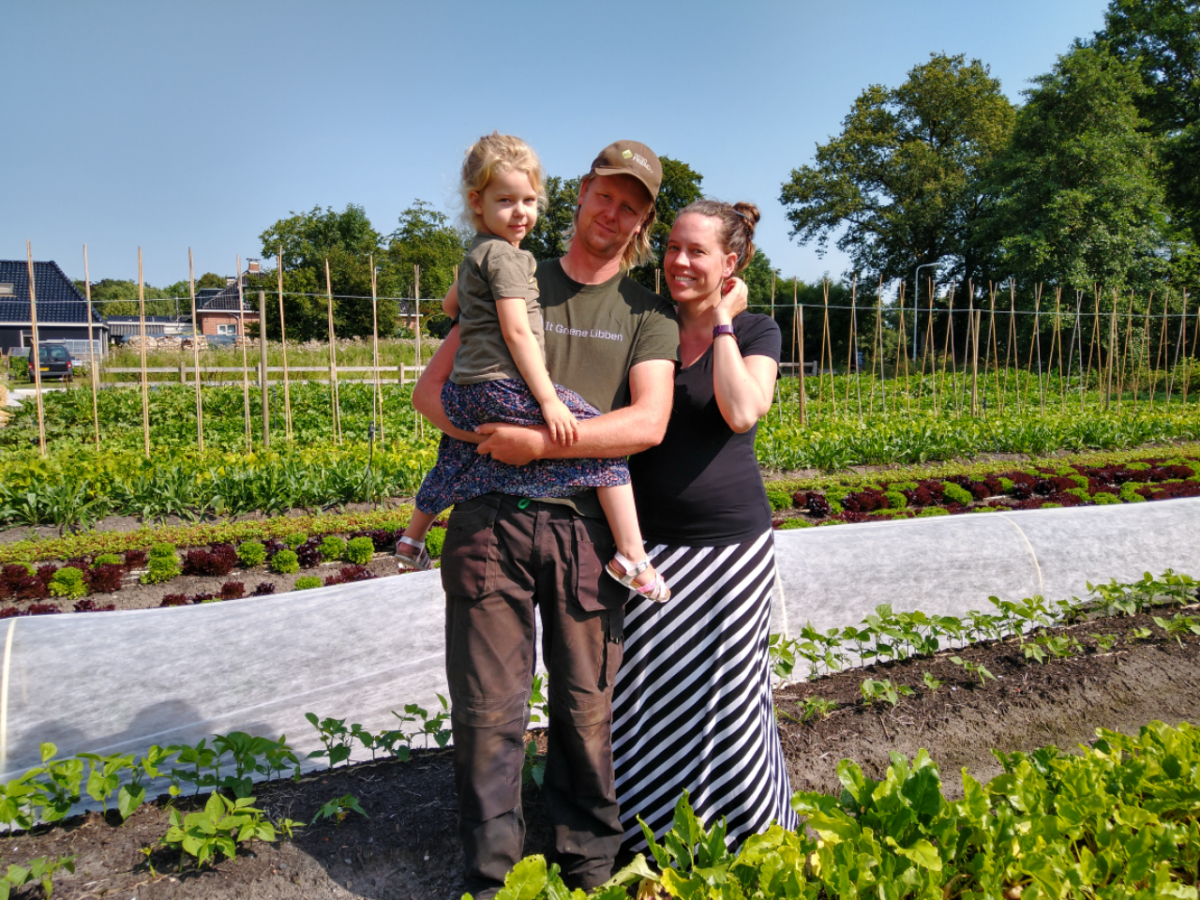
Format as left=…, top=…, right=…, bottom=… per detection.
left=199, top=276, right=257, bottom=313
left=0, top=260, right=107, bottom=327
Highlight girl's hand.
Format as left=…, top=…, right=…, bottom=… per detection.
left=714, top=277, right=749, bottom=326
left=542, top=398, right=579, bottom=446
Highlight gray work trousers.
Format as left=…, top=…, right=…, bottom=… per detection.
left=440, top=493, right=627, bottom=895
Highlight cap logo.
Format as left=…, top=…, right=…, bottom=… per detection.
left=630, top=152, right=653, bottom=173
left=621, top=149, right=632, bottom=159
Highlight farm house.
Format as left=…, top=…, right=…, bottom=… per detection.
left=0, top=259, right=108, bottom=358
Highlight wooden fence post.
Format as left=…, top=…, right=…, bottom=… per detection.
left=277, top=248, right=292, bottom=443
left=259, top=289, right=269, bottom=448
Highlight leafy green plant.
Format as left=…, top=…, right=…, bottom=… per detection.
left=1152, top=613, right=1200, bottom=647
left=950, top=655, right=995, bottom=685
left=236, top=540, right=266, bottom=567
left=1035, top=633, right=1083, bottom=659
left=161, top=793, right=296, bottom=869
left=1130, top=625, right=1154, bottom=640
left=424, top=525, right=446, bottom=559
left=0, top=855, right=75, bottom=899
left=294, top=575, right=322, bottom=590
left=766, top=632, right=799, bottom=680
left=91, top=553, right=122, bottom=568
left=1090, top=632, right=1119, bottom=651
left=76, top=751, right=135, bottom=815
left=284, top=532, right=307, bottom=548
left=48, top=566, right=87, bottom=600
left=765, top=488, right=792, bottom=512
left=941, top=482, right=973, bottom=505
left=140, top=543, right=181, bottom=584
left=344, top=536, right=374, bottom=565
left=304, top=714, right=353, bottom=768
left=860, top=677, right=913, bottom=707
left=922, top=671, right=944, bottom=691
left=318, top=535, right=345, bottom=562
left=799, top=696, right=837, bottom=722
left=311, top=793, right=367, bottom=827
left=269, top=549, right=299, bottom=574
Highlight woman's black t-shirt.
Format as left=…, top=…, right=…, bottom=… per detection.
left=629, top=313, right=781, bottom=546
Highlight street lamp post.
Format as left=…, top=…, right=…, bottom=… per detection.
left=913, top=261, right=941, bottom=360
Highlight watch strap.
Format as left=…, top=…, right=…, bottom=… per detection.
left=713, top=323, right=736, bottom=340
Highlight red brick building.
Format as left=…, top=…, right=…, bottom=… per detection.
left=195, top=263, right=261, bottom=337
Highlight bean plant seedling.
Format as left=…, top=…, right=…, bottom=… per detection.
left=950, top=656, right=995, bottom=686
left=311, top=793, right=367, bottom=826
left=860, top=678, right=913, bottom=708
left=1152, top=613, right=1200, bottom=647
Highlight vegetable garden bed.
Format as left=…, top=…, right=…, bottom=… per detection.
left=1, top=583, right=1198, bottom=898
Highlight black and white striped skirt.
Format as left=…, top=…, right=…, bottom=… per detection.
left=611, top=530, right=797, bottom=851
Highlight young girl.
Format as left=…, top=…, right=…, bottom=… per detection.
left=396, top=132, right=669, bottom=601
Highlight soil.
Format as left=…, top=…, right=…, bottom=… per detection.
left=3, top=605, right=1198, bottom=899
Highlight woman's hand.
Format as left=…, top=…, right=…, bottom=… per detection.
left=713, top=277, right=749, bottom=327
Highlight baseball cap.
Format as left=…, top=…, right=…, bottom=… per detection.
left=588, top=140, right=662, bottom=201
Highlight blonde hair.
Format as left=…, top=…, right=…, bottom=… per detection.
left=565, top=174, right=658, bottom=272
left=676, top=199, right=760, bottom=275
left=460, top=132, right=546, bottom=228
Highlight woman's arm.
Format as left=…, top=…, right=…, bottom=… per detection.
left=710, top=280, right=776, bottom=433
left=442, top=283, right=460, bottom=319
left=411, top=324, right=484, bottom=444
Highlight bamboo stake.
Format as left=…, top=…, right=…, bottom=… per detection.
left=790, top=278, right=798, bottom=382
left=895, top=282, right=912, bottom=417
left=1133, top=291, right=1154, bottom=407
left=371, top=254, right=382, bottom=439
left=985, top=283, right=1000, bottom=412
left=137, top=248, right=150, bottom=459
left=277, top=248, right=292, bottom=443
left=1184, top=289, right=1197, bottom=407
left=1022, top=284, right=1042, bottom=413
left=819, top=279, right=832, bottom=412
left=845, top=276, right=861, bottom=419
left=258, top=289, right=269, bottom=447
left=236, top=255, right=252, bottom=452
left=1117, top=289, right=1135, bottom=407
left=1051, top=288, right=1065, bottom=413
left=797, top=300, right=807, bottom=425
left=941, top=282, right=958, bottom=416
left=919, top=281, right=936, bottom=414
left=188, top=248, right=203, bottom=451
left=25, top=242, right=47, bottom=457
left=1083, top=286, right=1101, bottom=404
left=869, top=276, right=883, bottom=413
left=1004, top=282, right=1017, bottom=405
left=1105, top=289, right=1117, bottom=411
left=1154, top=288, right=1171, bottom=406
left=82, top=244, right=100, bottom=448
left=325, top=259, right=341, bottom=444
left=1167, top=289, right=1186, bottom=407
left=770, top=272, right=775, bottom=324
left=964, top=280, right=974, bottom=417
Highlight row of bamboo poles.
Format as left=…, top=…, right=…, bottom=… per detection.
left=21, top=242, right=430, bottom=458
left=767, top=277, right=1198, bottom=425
left=18, top=242, right=1200, bottom=455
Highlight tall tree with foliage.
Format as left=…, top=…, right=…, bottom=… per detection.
left=258, top=204, right=383, bottom=341
left=524, top=175, right=580, bottom=263
left=385, top=200, right=470, bottom=310
left=779, top=53, right=1015, bottom=294
left=983, top=44, right=1169, bottom=289
left=630, top=156, right=705, bottom=292
left=1100, top=0, right=1200, bottom=250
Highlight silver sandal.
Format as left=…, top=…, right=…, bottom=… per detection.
left=605, top=551, right=670, bottom=603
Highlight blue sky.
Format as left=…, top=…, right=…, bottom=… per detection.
left=7, top=0, right=1109, bottom=289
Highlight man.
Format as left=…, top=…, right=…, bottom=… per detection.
left=413, top=140, right=677, bottom=895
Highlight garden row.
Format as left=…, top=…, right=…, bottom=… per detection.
left=768, top=452, right=1200, bottom=528
left=0, top=526, right=446, bottom=614
left=1, top=569, right=1196, bottom=897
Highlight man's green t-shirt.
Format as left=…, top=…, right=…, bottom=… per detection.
left=536, top=259, right=678, bottom=414
left=532, top=259, right=679, bottom=516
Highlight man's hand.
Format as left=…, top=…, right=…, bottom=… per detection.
left=476, top=422, right=548, bottom=466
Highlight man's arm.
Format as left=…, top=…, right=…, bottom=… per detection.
left=411, top=324, right=483, bottom=444
left=475, top=357, right=674, bottom=466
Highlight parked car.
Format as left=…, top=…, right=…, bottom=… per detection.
left=28, top=344, right=73, bottom=382
left=204, top=334, right=237, bottom=348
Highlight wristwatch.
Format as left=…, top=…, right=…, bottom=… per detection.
left=713, top=323, right=736, bottom=341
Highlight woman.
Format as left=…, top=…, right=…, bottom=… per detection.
left=611, top=200, right=797, bottom=850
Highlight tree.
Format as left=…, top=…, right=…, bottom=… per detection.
left=779, top=53, right=1015, bottom=294
left=523, top=175, right=580, bottom=262
left=384, top=200, right=470, bottom=307
left=983, top=44, right=1169, bottom=289
left=258, top=204, right=384, bottom=341
left=1100, top=0, right=1200, bottom=249
left=630, top=157, right=704, bottom=292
